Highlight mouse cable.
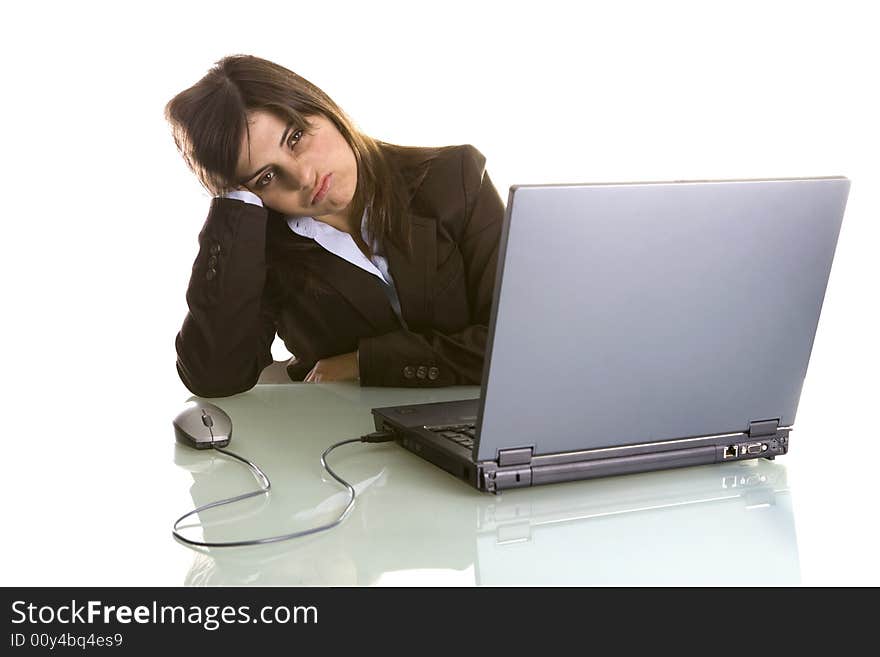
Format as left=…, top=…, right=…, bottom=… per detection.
left=172, top=429, right=397, bottom=548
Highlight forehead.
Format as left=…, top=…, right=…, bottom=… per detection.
left=236, top=111, right=286, bottom=167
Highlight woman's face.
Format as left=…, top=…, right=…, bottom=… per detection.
left=234, top=110, right=357, bottom=223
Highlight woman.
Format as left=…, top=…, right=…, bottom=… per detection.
left=166, top=54, right=505, bottom=397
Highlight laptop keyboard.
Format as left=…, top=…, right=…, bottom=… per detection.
left=424, top=423, right=477, bottom=449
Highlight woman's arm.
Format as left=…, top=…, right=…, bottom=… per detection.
left=357, top=145, right=504, bottom=387
left=174, top=196, right=277, bottom=397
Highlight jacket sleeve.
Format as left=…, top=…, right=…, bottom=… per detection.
left=357, top=145, right=504, bottom=387
left=175, top=197, right=277, bottom=397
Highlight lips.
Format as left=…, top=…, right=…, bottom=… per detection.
left=311, top=173, right=332, bottom=205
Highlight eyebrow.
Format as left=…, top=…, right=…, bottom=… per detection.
left=237, top=122, right=294, bottom=185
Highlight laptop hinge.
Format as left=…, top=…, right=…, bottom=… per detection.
left=748, top=418, right=780, bottom=437
left=498, top=447, right=534, bottom=467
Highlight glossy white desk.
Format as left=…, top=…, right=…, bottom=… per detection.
left=174, top=383, right=799, bottom=585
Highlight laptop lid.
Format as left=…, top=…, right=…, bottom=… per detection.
left=474, top=177, right=849, bottom=462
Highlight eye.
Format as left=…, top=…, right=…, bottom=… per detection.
left=287, top=128, right=304, bottom=149
left=256, top=128, right=305, bottom=188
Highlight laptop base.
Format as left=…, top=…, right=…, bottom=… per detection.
left=371, top=400, right=790, bottom=494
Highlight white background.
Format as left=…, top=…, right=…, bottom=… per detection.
left=1, top=0, right=877, bottom=585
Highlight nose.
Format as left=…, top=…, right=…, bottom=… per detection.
left=281, top=157, right=314, bottom=193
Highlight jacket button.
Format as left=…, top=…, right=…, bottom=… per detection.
left=403, top=366, right=415, bottom=379
left=206, top=267, right=217, bottom=280
left=428, top=367, right=439, bottom=380
left=210, top=244, right=221, bottom=255
left=207, top=255, right=218, bottom=268
left=416, top=366, right=427, bottom=379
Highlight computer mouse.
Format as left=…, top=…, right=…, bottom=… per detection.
left=173, top=400, right=233, bottom=449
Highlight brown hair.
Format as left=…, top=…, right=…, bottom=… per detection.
left=164, top=54, right=432, bottom=265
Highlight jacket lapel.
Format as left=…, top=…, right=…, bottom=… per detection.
left=311, top=248, right=402, bottom=330
left=384, top=211, right=437, bottom=331
left=307, top=208, right=438, bottom=334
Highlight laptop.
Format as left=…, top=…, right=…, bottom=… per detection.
left=371, top=176, right=850, bottom=493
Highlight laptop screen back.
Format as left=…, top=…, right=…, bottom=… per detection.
left=475, top=178, right=849, bottom=462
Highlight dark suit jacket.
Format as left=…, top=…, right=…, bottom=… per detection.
left=175, top=143, right=505, bottom=397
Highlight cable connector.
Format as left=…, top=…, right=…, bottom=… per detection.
left=361, top=429, right=398, bottom=443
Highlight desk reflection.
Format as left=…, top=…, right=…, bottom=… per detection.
left=172, top=384, right=799, bottom=585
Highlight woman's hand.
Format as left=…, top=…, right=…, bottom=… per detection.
left=304, top=351, right=360, bottom=383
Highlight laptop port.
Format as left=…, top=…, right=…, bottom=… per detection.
left=723, top=445, right=738, bottom=459
left=746, top=442, right=765, bottom=455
